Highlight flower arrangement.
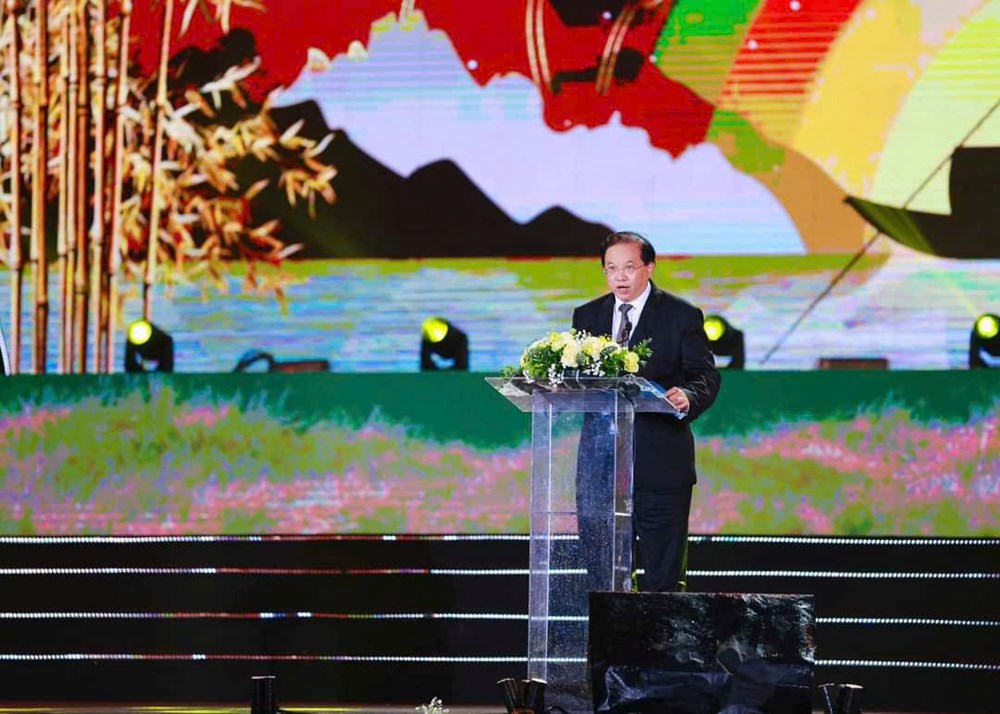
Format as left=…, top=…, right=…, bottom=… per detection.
left=502, top=330, right=652, bottom=385
left=416, top=698, right=449, bottom=714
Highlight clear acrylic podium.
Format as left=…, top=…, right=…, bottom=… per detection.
left=486, top=376, right=681, bottom=713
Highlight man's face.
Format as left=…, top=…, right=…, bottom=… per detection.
left=603, top=241, right=654, bottom=302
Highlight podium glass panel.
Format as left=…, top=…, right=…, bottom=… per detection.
left=527, top=387, right=634, bottom=713
left=488, top=376, right=679, bottom=713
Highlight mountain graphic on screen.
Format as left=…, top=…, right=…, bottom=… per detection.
left=252, top=101, right=611, bottom=258
left=846, top=147, right=999, bottom=260
left=274, top=10, right=807, bottom=254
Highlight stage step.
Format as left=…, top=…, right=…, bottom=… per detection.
left=0, top=535, right=994, bottom=712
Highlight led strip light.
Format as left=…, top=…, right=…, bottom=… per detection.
left=0, top=654, right=531, bottom=663
left=0, top=611, right=539, bottom=621
left=0, top=612, right=995, bottom=627
left=0, top=654, right=994, bottom=671
left=687, top=570, right=999, bottom=579
left=0, top=567, right=547, bottom=576
left=0, top=534, right=534, bottom=545
left=0, top=567, right=994, bottom=579
left=688, top=536, right=1000, bottom=546
left=816, top=617, right=999, bottom=627
left=817, top=659, right=999, bottom=670
left=0, top=534, right=995, bottom=546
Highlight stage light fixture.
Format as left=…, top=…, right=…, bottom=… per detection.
left=818, top=357, right=889, bottom=370
left=250, top=675, right=277, bottom=714
left=703, top=314, right=745, bottom=369
left=496, top=677, right=546, bottom=714
left=125, top=320, right=174, bottom=373
left=969, top=313, right=1000, bottom=368
left=420, top=317, right=468, bottom=371
left=232, top=349, right=330, bottom=373
left=820, top=682, right=863, bottom=714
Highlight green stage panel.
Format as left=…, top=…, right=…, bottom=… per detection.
left=0, top=372, right=995, bottom=536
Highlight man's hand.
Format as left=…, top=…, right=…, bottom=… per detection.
left=665, top=386, right=690, bottom=413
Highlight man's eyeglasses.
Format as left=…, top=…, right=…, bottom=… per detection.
left=602, top=263, right=645, bottom=277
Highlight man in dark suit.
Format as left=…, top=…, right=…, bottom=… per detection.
left=572, top=231, right=721, bottom=592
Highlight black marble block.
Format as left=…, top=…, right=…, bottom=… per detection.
left=589, top=592, right=816, bottom=714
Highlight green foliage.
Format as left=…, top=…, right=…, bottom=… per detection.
left=0, top=375, right=994, bottom=536
left=220, top=508, right=278, bottom=534
left=504, top=330, right=651, bottom=382
left=834, top=504, right=876, bottom=535
left=356, top=507, right=409, bottom=533
left=0, top=507, right=36, bottom=535
left=0, top=384, right=532, bottom=534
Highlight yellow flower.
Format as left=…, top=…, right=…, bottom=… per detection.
left=561, top=341, right=580, bottom=367
left=623, top=351, right=640, bottom=373
left=582, top=336, right=604, bottom=358
left=548, top=331, right=573, bottom=350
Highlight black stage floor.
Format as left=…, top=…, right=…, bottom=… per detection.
left=0, top=702, right=956, bottom=714
left=0, top=535, right=994, bottom=713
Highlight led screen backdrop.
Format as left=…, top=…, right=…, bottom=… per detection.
left=3, top=0, right=997, bottom=372
left=0, top=372, right=996, bottom=536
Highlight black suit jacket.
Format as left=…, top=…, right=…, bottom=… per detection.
left=572, top=283, right=721, bottom=491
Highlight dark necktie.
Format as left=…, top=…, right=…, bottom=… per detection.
left=617, top=303, right=633, bottom=345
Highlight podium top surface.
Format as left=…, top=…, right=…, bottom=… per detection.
left=485, top=376, right=683, bottom=416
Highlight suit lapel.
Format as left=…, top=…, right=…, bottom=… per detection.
left=627, top=283, right=660, bottom=347
left=596, top=294, right=615, bottom=338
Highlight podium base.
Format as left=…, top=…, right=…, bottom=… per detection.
left=589, top=592, right=815, bottom=714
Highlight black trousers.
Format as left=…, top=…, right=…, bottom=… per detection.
left=632, top=486, right=692, bottom=592
left=576, top=415, right=692, bottom=593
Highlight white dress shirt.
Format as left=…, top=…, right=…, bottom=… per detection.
left=612, top=281, right=652, bottom=344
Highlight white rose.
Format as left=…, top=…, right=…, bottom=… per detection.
left=582, top=336, right=603, bottom=358
left=561, top=341, right=580, bottom=367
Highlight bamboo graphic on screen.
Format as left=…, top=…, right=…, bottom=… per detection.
left=1, top=0, right=335, bottom=373
left=4, top=0, right=25, bottom=374
left=57, top=12, right=72, bottom=372
left=89, top=0, right=107, bottom=372
left=29, top=0, right=49, bottom=373
left=103, top=0, right=130, bottom=373
left=71, top=0, right=91, bottom=372
left=142, top=0, right=173, bottom=322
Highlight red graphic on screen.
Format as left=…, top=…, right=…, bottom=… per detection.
left=127, top=1, right=714, bottom=155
